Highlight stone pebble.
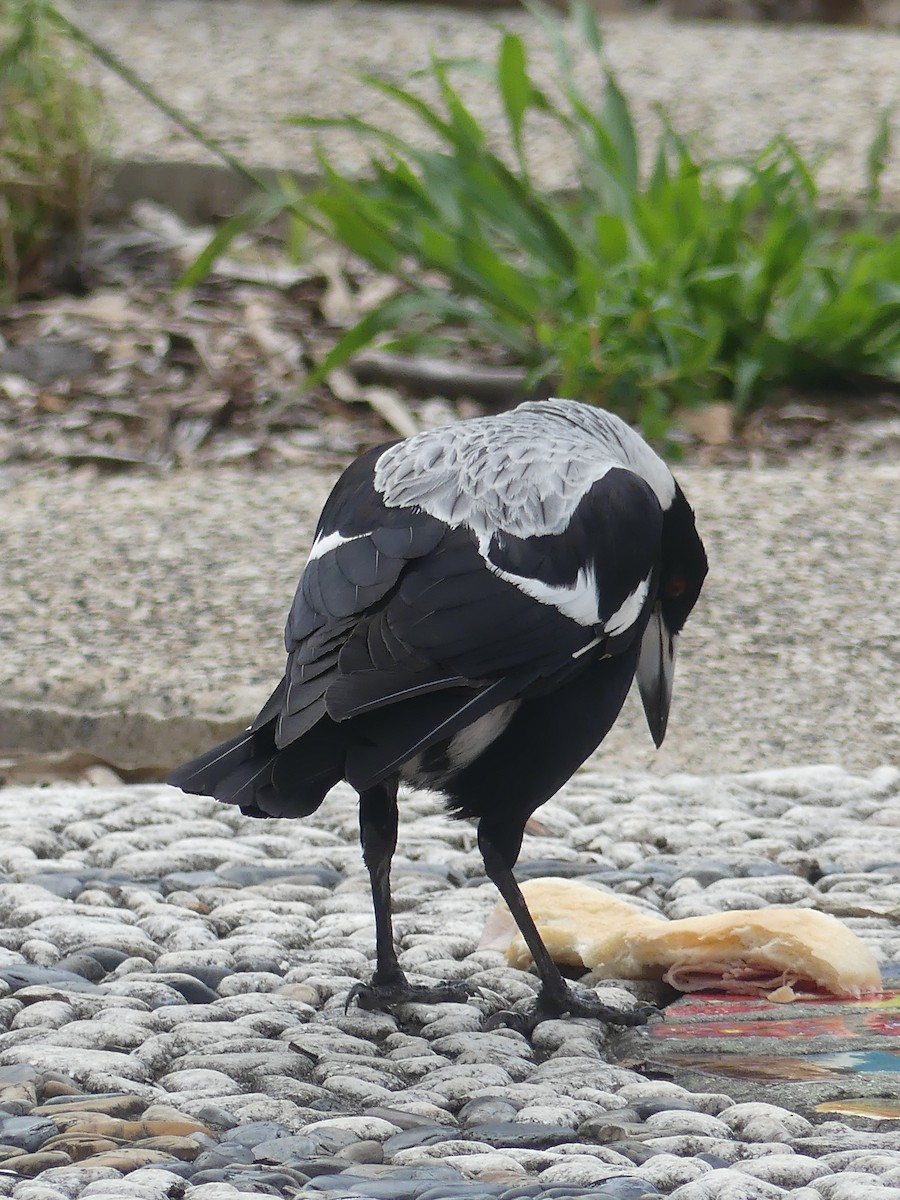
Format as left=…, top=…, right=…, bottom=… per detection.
left=814, top=1177, right=900, bottom=1200
left=617, top=1081, right=734, bottom=1117
left=643, top=1110, right=733, bottom=1139
left=732, top=1153, right=830, bottom=1187
left=668, top=1167, right=792, bottom=1197
left=718, top=1103, right=814, bottom=1143
left=822, top=1152, right=900, bottom=1175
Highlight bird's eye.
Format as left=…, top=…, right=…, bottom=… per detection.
left=665, top=576, right=687, bottom=600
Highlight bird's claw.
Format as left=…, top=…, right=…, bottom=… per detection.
left=344, top=981, right=368, bottom=1014
left=485, top=988, right=660, bottom=1035
left=346, top=976, right=478, bottom=1012
left=484, top=1007, right=534, bottom=1035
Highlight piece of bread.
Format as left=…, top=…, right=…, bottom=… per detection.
left=481, top=878, right=882, bottom=1001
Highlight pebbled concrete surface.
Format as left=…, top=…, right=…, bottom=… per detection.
left=2, top=459, right=897, bottom=773
left=0, top=764, right=896, bottom=1192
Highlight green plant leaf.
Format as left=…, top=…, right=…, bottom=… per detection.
left=594, top=213, right=629, bottom=265
left=360, top=73, right=457, bottom=146
left=865, top=110, right=891, bottom=211
left=526, top=0, right=575, bottom=78
left=305, top=291, right=440, bottom=387
left=431, top=55, right=485, bottom=152
left=599, top=71, right=639, bottom=191
left=572, top=0, right=603, bottom=53
left=732, top=355, right=765, bottom=411
left=498, top=33, right=531, bottom=162
left=178, top=191, right=299, bottom=289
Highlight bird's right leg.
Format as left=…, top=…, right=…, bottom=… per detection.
left=347, top=780, right=474, bottom=1011
left=478, top=822, right=657, bottom=1033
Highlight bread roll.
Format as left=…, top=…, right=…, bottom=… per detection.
left=481, top=877, right=882, bottom=1001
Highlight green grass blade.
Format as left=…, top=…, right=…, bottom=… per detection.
left=305, top=291, right=439, bottom=387
left=178, top=200, right=281, bottom=289
left=431, top=55, right=485, bottom=152
left=287, top=113, right=425, bottom=161
left=498, top=32, right=531, bottom=167
left=360, top=73, right=457, bottom=145
left=571, top=0, right=603, bottom=53
left=599, top=70, right=639, bottom=191
left=526, top=0, right=575, bottom=78
left=865, top=110, right=891, bottom=211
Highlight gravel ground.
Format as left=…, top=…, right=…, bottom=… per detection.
left=0, top=764, right=896, bottom=1197
left=2, top=459, right=898, bottom=773
left=76, top=0, right=900, bottom=204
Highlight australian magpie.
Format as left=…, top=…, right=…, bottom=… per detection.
left=169, top=398, right=708, bottom=1027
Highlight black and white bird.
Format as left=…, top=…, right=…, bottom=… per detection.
left=170, top=399, right=708, bottom=1027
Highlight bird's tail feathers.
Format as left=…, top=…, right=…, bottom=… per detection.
left=166, top=725, right=260, bottom=798
left=168, top=680, right=344, bottom=820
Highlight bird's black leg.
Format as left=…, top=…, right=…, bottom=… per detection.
left=478, top=823, right=657, bottom=1033
left=360, top=778, right=403, bottom=990
left=347, top=780, right=474, bottom=1011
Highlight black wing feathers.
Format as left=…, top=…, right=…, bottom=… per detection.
left=167, top=678, right=343, bottom=819
left=286, top=464, right=663, bottom=752
left=393, top=536, right=584, bottom=675
left=279, top=446, right=445, bottom=747
left=175, top=445, right=669, bottom=812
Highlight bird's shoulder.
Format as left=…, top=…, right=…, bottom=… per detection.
left=287, top=411, right=669, bottom=651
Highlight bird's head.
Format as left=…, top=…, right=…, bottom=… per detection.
left=637, top=482, right=708, bottom=748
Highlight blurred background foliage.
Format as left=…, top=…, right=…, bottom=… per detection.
left=5, top=0, right=899, bottom=438
left=0, top=0, right=106, bottom=302
left=181, top=3, right=900, bottom=436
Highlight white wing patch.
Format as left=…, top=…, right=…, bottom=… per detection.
left=487, top=560, right=601, bottom=627
left=604, top=573, right=652, bottom=637
left=445, top=700, right=521, bottom=770
left=402, top=700, right=521, bottom=786
left=307, top=529, right=368, bottom=562
left=486, top=560, right=651, bottom=635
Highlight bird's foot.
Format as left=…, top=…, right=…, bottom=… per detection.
left=346, top=973, right=476, bottom=1013
left=485, top=982, right=659, bottom=1036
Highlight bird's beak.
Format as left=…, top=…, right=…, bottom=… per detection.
left=636, top=605, right=677, bottom=748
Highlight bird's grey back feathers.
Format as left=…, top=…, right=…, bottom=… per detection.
left=373, top=399, right=676, bottom=542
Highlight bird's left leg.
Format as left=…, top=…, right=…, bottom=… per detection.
left=347, top=779, right=475, bottom=1011
left=478, top=822, right=657, bottom=1032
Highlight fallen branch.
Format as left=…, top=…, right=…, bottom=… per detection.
left=351, top=351, right=536, bottom=407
